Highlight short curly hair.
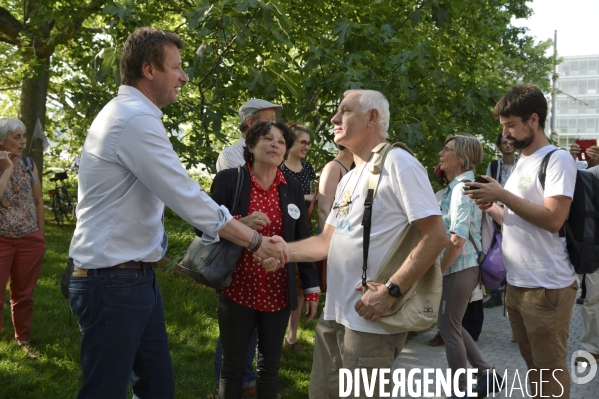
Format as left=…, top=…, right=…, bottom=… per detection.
left=243, top=121, right=295, bottom=164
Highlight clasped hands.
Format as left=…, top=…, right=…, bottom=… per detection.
left=238, top=212, right=288, bottom=271
left=253, top=235, right=288, bottom=273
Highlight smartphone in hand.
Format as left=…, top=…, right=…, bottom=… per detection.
left=463, top=176, right=490, bottom=191
left=575, top=139, right=597, bottom=160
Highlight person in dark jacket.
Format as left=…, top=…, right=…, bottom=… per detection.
left=211, top=121, right=320, bottom=399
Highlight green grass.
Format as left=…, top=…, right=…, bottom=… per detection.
left=0, top=210, right=321, bottom=399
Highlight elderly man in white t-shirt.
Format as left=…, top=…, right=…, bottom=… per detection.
left=467, top=84, right=577, bottom=398
left=262, top=90, right=447, bottom=398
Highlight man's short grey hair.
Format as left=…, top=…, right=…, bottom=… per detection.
left=239, top=110, right=261, bottom=134
left=0, top=118, right=26, bottom=143
left=344, top=90, right=390, bottom=138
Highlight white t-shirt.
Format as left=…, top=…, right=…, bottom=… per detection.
left=503, top=145, right=576, bottom=289
left=324, top=148, right=441, bottom=334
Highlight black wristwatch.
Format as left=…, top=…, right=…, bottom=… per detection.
left=384, top=279, right=402, bottom=298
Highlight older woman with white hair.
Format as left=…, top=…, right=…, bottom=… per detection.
left=0, top=118, right=46, bottom=358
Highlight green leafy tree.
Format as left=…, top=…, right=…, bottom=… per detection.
left=1, top=0, right=554, bottom=177
left=0, top=0, right=109, bottom=173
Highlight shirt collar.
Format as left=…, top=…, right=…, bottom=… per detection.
left=500, top=155, right=518, bottom=166
left=448, top=170, right=475, bottom=190
left=118, top=85, right=163, bottom=118
left=247, top=163, right=287, bottom=192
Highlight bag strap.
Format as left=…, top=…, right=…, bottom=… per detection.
left=361, top=142, right=415, bottom=287
left=333, top=159, right=349, bottom=173
left=490, top=160, right=499, bottom=185
left=22, top=156, right=37, bottom=184
left=307, top=185, right=318, bottom=222
left=538, top=149, right=559, bottom=190
left=538, top=149, right=566, bottom=237
left=460, top=179, right=482, bottom=253
left=231, top=165, right=244, bottom=214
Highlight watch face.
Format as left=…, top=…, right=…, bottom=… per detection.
left=386, top=281, right=401, bottom=298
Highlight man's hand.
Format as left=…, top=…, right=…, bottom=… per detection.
left=569, top=143, right=581, bottom=160
left=586, top=145, right=599, bottom=168
left=464, top=175, right=503, bottom=210
left=353, top=281, right=396, bottom=322
left=571, top=143, right=599, bottom=167
left=239, top=211, right=270, bottom=230
left=254, top=235, right=288, bottom=272
left=304, top=300, right=318, bottom=323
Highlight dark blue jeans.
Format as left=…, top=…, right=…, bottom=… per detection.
left=69, top=267, right=174, bottom=399
left=214, top=330, right=258, bottom=389
left=490, top=288, right=503, bottom=298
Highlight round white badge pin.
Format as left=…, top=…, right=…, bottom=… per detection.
left=287, top=204, right=301, bottom=219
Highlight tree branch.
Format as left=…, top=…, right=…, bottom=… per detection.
left=49, top=0, right=108, bottom=47
left=0, top=7, right=24, bottom=44
left=195, top=8, right=259, bottom=89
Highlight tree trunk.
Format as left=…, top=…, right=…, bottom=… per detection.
left=20, top=55, right=50, bottom=180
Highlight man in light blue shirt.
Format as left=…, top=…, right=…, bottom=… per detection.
left=68, top=27, right=287, bottom=399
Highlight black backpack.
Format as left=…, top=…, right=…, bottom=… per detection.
left=539, top=149, right=599, bottom=274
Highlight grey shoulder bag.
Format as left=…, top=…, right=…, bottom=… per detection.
left=178, top=166, right=244, bottom=289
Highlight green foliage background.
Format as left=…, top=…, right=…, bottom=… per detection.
left=0, top=1, right=557, bottom=396
left=0, top=0, right=554, bottom=175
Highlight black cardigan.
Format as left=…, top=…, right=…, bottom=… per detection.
left=205, top=166, right=319, bottom=310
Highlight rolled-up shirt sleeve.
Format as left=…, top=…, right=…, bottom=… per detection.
left=449, top=189, right=474, bottom=240
left=117, top=113, right=232, bottom=243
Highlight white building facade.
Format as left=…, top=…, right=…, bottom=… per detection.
left=553, top=55, right=599, bottom=150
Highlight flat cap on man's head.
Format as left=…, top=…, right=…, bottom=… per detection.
left=238, top=99, right=283, bottom=123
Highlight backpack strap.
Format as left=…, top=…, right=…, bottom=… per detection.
left=22, top=156, right=37, bottom=185
left=490, top=160, right=500, bottom=185
left=538, top=149, right=559, bottom=190
left=232, top=165, right=244, bottom=214
left=538, top=149, right=566, bottom=237
left=361, top=142, right=415, bottom=287
left=462, top=179, right=482, bottom=254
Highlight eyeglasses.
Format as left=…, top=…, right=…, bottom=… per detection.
left=296, top=140, right=311, bottom=147
left=442, top=146, right=455, bottom=153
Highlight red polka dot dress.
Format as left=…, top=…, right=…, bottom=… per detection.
left=221, top=164, right=290, bottom=311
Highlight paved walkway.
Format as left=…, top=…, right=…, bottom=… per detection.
left=392, top=290, right=598, bottom=398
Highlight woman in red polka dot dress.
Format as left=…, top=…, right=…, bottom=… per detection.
left=210, top=121, right=320, bottom=399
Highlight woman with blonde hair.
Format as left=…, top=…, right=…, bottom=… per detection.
left=437, top=134, right=498, bottom=397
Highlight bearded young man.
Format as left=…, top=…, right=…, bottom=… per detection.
left=466, top=84, right=577, bottom=398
